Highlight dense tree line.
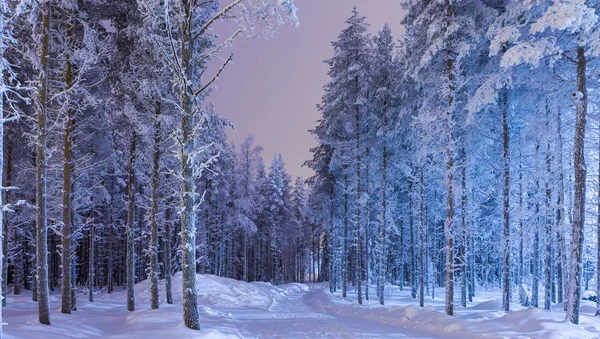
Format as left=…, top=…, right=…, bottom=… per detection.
left=307, top=1, right=600, bottom=325
left=3, top=0, right=600, bottom=336
left=0, top=0, right=300, bottom=333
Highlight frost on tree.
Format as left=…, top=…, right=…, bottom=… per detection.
left=137, top=0, right=298, bottom=330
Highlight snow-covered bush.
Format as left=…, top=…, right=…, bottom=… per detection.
left=582, top=290, right=597, bottom=303
left=519, top=284, right=532, bottom=307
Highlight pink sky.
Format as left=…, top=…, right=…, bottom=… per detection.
left=211, top=0, right=406, bottom=179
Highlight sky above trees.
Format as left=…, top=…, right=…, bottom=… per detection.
left=212, top=0, right=406, bottom=178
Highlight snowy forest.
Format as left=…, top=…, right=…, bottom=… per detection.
left=2, top=0, right=600, bottom=338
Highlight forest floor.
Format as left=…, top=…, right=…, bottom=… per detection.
left=3, top=274, right=600, bottom=339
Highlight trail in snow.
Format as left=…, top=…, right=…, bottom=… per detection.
left=227, top=287, right=433, bottom=339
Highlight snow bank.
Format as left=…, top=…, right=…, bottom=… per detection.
left=309, top=286, right=600, bottom=339
left=132, top=272, right=308, bottom=310
left=4, top=273, right=308, bottom=339
left=304, top=289, right=488, bottom=339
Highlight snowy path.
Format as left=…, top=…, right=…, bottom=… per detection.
left=226, top=287, right=433, bottom=339
left=5, top=274, right=600, bottom=338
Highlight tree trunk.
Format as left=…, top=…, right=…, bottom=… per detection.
left=343, top=174, right=348, bottom=298
left=556, top=109, right=566, bottom=306
left=533, top=142, right=540, bottom=309
left=501, top=87, right=510, bottom=312
left=399, top=213, right=404, bottom=291
left=2, top=127, right=13, bottom=308
left=419, top=165, right=425, bottom=307
left=89, top=201, right=95, bottom=302
left=365, top=149, right=370, bottom=301
left=61, top=20, right=75, bottom=312
left=597, top=111, right=600, bottom=317
left=179, top=2, right=200, bottom=327
left=444, top=144, right=454, bottom=316
left=150, top=101, right=161, bottom=309
left=544, top=108, right=552, bottom=311
left=108, top=225, right=113, bottom=293
left=5, top=133, right=15, bottom=301
left=0, top=9, right=6, bottom=330
left=36, top=3, right=51, bottom=325
left=444, top=2, right=455, bottom=316
left=461, top=148, right=468, bottom=308
left=355, top=75, right=363, bottom=305
left=165, top=199, right=173, bottom=304
left=330, top=179, right=335, bottom=293
left=380, top=121, right=388, bottom=305
left=410, top=177, right=416, bottom=299
left=567, top=45, right=587, bottom=325
left=126, top=133, right=136, bottom=312
left=518, top=151, right=524, bottom=290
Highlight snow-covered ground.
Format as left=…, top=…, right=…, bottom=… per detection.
left=3, top=276, right=600, bottom=338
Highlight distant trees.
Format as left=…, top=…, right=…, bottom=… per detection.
left=136, top=0, right=298, bottom=329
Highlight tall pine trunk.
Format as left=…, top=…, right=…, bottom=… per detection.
left=149, top=101, right=161, bottom=309
left=36, top=3, right=51, bottom=325
left=567, top=45, right=587, bottom=325
left=89, top=202, right=94, bottom=302
left=532, top=142, right=540, bottom=308
left=165, top=198, right=173, bottom=304
left=544, top=110, right=552, bottom=311
left=329, top=179, right=335, bottom=293
left=365, top=149, right=370, bottom=301
left=444, top=144, right=454, bottom=316
left=355, top=75, right=363, bottom=305
left=0, top=7, right=6, bottom=330
left=61, top=20, right=75, bottom=313
left=3, top=129, right=14, bottom=306
left=126, top=133, right=136, bottom=312
left=409, top=177, right=416, bottom=299
left=179, top=1, right=200, bottom=327
left=518, top=151, right=524, bottom=289
left=596, top=108, right=600, bottom=317
left=461, top=148, right=467, bottom=308
left=501, top=88, right=510, bottom=312
left=444, top=1, right=455, bottom=316
left=419, top=165, right=425, bottom=307
left=379, top=130, right=387, bottom=305
left=556, top=110, right=566, bottom=306
left=343, top=174, right=348, bottom=298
